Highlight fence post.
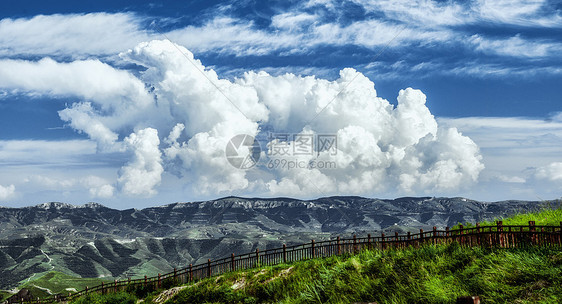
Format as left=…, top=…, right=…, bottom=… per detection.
left=432, top=227, right=437, bottom=244
left=529, top=221, right=536, bottom=245
left=475, top=223, right=481, bottom=246
left=144, top=275, right=147, bottom=287
left=101, top=282, right=104, bottom=295
left=230, top=253, right=235, bottom=271
left=207, top=259, right=212, bottom=277
left=459, top=225, right=463, bottom=246
left=394, top=231, right=399, bottom=248
left=283, top=244, right=287, bottom=263
left=497, top=221, right=504, bottom=247
left=158, top=273, right=161, bottom=289
left=508, top=225, right=514, bottom=247
left=309, top=239, right=314, bottom=258
left=189, top=264, right=193, bottom=282
left=174, top=267, right=177, bottom=280
left=367, top=234, right=371, bottom=250
left=419, top=229, right=424, bottom=247
left=353, top=235, right=357, bottom=253
left=381, top=233, right=386, bottom=250
left=559, top=222, right=562, bottom=246
left=255, top=248, right=260, bottom=266
left=337, top=236, right=341, bottom=255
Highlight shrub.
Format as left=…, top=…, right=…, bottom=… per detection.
left=125, top=282, right=156, bottom=298
left=162, top=277, right=181, bottom=290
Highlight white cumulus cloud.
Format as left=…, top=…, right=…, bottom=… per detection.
left=536, top=162, right=562, bottom=182
left=0, top=184, right=15, bottom=200
left=0, top=40, right=485, bottom=198
left=0, top=57, right=155, bottom=150
left=118, top=128, right=164, bottom=196
left=81, top=176, right=115, bottom=199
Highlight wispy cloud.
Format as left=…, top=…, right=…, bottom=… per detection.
left=445, top=63, right=562, bottom=78
left=470, top=34, right=561, bottom=58
left=439, top=116, right=562, bottom=200
left=0, top=1, right=560, bottom=79
left=0, top=140, right=119, bottom=203
left=355, top=0, right=562, bottom=28
left=474, top=0, right=562, bottom=27
left=439, top=117, right=562, bottom=178
left=352, top=0, right=470, bottom=27
left=0, top=13, right=151, bottom=59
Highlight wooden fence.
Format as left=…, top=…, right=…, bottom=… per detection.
left=8, top=221, right=562, bottom=304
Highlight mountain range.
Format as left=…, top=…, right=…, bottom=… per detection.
left=0, top=196, right=546, bottom=289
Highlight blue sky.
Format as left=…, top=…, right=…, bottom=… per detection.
left=0, top=0, right=561, bottom=208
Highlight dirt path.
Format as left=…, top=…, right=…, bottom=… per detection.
left=31, top=284, right=53, bottom=295
left=41, top=250, right=55, bottom=271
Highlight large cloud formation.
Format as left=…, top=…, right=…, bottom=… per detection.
left=0, top=40, right=484, bottom=197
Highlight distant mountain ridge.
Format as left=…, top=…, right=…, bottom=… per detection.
left=0, top=196, right=546, bottom=289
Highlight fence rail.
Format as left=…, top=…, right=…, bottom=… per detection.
left=8, top=221, right=562, bottom=304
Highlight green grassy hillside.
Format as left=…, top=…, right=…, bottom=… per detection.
left=0, top=291, right=11, bottom=302
left=12, top=272, right=109, bottom=300
left=65, top=243, right=562, bottom=304
left=453, top=200, right=562, bottom=229
left=63, top=204, right=562, bottom=304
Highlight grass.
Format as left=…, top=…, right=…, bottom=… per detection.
left=158, top=244, right=562, bottom=304
left=70, top=292, right=136, bottom=304
left=493, top=201, right=562, bottom=226
left=64, top=203, right=562, bottom=303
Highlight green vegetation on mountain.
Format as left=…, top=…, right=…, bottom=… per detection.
left=19, top=272, right=109, bottom=299
left=62, top=205, right=562, bottom=304
left=453, top=200, right=562, bottom=229
left=0, top=291, right=10, bottom=301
